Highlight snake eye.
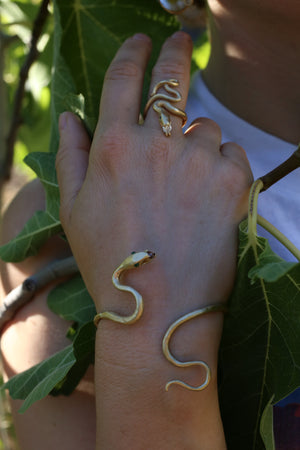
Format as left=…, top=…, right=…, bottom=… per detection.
left=147, top=251, right=156, bottom=259
left=131, top=251, right=136, bottom=254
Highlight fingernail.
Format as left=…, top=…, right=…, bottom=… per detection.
left=132, top=33, right=151, bottom=42
left=171, top=30, right=191, bottom=41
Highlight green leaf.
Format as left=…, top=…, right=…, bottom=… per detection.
left=248, top=241, right=297, bottom=283
left=48, top=275, right=96, bottom=325
left=63, top=92, right=96, bottom=138
left=73, top=321, right=96, bottom=358
left=2, top=345, right=76, bottom=414
left=260, top=396, right=275, bottom=450
left=219, top=220, right=300, bottom=450
left=49, top=0, right=179, bottom=151
left=0, top=211, right=61, bottom=262
left=0, top=152, right=62, bottom=262
left=51, top=322, right=96, bottom=396
left=25, top=152, right=60, bottom=218
left=2, top=321, right=96, bottom=409
left=1, top=1, right=179, bottom=264
left=0, top=0, right=34, bottom=41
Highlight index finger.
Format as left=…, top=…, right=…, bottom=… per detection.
left=97, top=34, right=152, bottom=131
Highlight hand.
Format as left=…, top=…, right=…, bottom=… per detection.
left=56, top=31, right=252, bottom=320
left=56, top=31, right=253, bottom=450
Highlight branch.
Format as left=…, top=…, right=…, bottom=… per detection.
left=0, top=256, right=79, bottom=332
left=259, top=143, right=300, bottom=191
left=2, top=0, right=50, bottom=181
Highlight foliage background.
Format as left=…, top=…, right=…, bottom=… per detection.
left=0, top=1, right=209, bottom=447
left=1, top=1, right=299, bottom=450
left=0, top=0, right=209, bottom=179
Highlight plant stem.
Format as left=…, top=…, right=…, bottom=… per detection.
left=257, top=215, right=300, bottom=262
left=0, top=256, right=78, bottom=331
left=248, top=179, right=264, bottom=241
left=259, top=143, right=300, bottom=192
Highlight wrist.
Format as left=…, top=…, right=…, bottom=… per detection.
left=94, top=291, right=225, bottom=383
left=93, top=251, right=227, bottom=387
left=94, top=306, right=226, bottom=450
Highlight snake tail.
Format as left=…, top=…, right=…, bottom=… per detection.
left=162, top=303, right=227, bottom=391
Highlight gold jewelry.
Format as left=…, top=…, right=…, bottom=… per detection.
left=94, top=251, right=155, bottom=327
left=159, top=0, right=194, bottom=14
left=143, top=79, right=187, bottom=137
left=162, top=303, right=228, bottom=391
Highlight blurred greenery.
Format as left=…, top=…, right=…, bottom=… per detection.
left=3, top=3, right=300, bottom=450
left=1, top=0, right=53, bottom=179
left=1, top=0, right=209, bottom=177
left=0, top=372, right=18, bottom=450
left=0, top=3, right=209, bottom=447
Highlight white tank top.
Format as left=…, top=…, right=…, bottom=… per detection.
left=186, top=71, right=300, bottom=262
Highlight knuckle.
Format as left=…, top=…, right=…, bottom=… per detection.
left=94, top=128, right=132, bottom=172
left=183, top=151, right=212, bottom=182
left=145, top=135, right=172, bottom=167
left=196, top=118, right=222, bottom=140
left=105, top=59, right=141, bottom=81
left=221, top=143, right=253, bottom=190
left=187, top=118, right=222, bottom=146
left=152, top=60, right=186, bottom=80
left=221, top=161, right=252, bottom=196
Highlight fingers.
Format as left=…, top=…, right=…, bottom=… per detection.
left=98, top=34, right=152, bottom=131
left=220, top=142, right=253, bottom=182
left=97, top=31, right=192, bottom=140
left=184, top=117, right=222, bottom=150
left=184, top=118, right=251, bottom=178
left=184, top=118, right=253, bottom=192
left=56, top=112, right=91, bottom=224
left=144, top=31, right=193, bottom=137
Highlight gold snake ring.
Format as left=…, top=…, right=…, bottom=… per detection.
left=93, top=251, right=155, bottom=327
left=162, top=303, right=228, bottom=391
left=143, top=79, right=187, bottom=136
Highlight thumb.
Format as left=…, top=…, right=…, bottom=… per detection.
left=56, top=112, right=90, bottom=224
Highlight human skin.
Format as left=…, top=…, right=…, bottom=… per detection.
left=0, top=29, right=252, bottom=449
left=8, top=0, right=300, bottom=444
left=1, top=2, right=285, bottom=447
left=204, top=0, right=300, bottom=144
left=1, top=0, right=299, bottom=441
left=55, top=31, right=252, bottom=449
left=0, top=181, right=96, bottom=450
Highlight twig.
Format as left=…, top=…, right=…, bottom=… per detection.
left=259, top=143, right=300, bottom=191
left=0, top=256, right=79, bottom=332
left=2, top=0, right=50, bottom=181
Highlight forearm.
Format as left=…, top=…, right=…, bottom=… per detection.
left=55, top=30, right=252, bottom=450
left=94, top=272, right=227, bottom=449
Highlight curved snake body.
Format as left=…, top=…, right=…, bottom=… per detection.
left=143, top=79, right=187, bottom=136
left=94, top=251, right=226, bottom=392
left=93, top=251, right=155, bottom=327
left=162, top=304, right=227, bottom=391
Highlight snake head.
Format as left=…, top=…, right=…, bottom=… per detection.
left=132, top=250, right=155, bottom=268
left=119, top=251, right=156, bottom=270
